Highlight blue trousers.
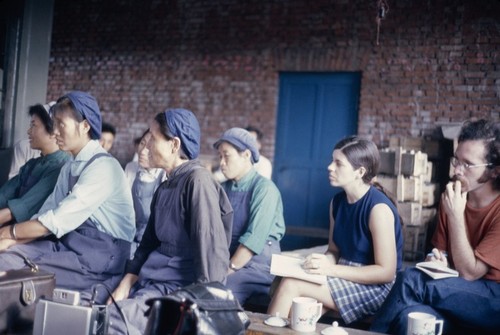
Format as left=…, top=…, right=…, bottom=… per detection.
left=370, top=268, right=500, bottom=335
left=107, top=251, right=195, bottom=335
left=0, top=238, right=126, bottom=304
left=226, top=240, right=280, bottom=305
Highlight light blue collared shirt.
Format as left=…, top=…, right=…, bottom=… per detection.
left=35, top=140, right=135, bottom=241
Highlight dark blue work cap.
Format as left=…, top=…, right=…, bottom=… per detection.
left=214, top=127, right=260, bottom=163
left=164, top=108, right=200, bottom=160
left=65, top=91, right=102, bottom=140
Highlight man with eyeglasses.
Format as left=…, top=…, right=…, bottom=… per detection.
left=371, top=119, right=500, bottom=335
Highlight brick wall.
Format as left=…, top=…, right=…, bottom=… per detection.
left=47, top=0, right=500, bottom=165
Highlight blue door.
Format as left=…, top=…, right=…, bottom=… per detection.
left=274, top=72, right=361, bottom=250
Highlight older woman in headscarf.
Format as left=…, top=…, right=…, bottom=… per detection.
left=107, top=108, right=233, bottom=335
left=0, top=91, right=135, bottom=301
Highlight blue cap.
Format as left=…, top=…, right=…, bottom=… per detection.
left=214, top=127, right=260, bottom=163
left=65, top=91, right=102, bottom=140
left=164, top=108, right=201, bottom=160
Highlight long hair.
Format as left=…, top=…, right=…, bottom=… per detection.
left=335, top=136, right=399, bottom=207
left=335, top=136, right=379, bottom=184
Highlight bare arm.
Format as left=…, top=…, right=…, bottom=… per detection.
left=324, top=200, right=339, bottom=263
left=228, top=244, right=254, bottom=274
left=441, top=181, right=489, bottom=280
left=305, top=203, right=397, bottom=284
left=0, top=208, right=13, bottom=226
left=0, top=219, right=50, bottom=239
left=0, top=219, right=49, bottom=251
left=109, top=273, right=138, bottom=303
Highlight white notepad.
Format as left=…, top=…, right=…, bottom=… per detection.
left=270, top=254, right=327, bottom=285
left=415, top=261, right=459, bottom=280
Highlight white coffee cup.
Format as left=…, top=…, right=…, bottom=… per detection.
left=407, top=312, right=444, bottom=335
left=290, top=297, right=323, bottom=333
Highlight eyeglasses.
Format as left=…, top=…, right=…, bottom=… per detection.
left=451, top=157, right=492, bottom=170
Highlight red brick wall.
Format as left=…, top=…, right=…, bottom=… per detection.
left=47, top=0, right=500, bottom=165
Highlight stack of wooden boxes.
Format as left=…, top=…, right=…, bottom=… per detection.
left=377, top=138, right=443, bottom=261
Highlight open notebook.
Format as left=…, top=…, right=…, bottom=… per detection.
left=415, top=261, right=459, bottom=279
left=270, top=254, right=327, bottom=285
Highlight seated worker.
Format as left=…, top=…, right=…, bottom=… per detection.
left=7, top=102, right=55, bottom=180
left=0, top=103, right=70, bottom=226
left=124, top=135, right=142, bottom=187
left=99, top=121, right=116, bottom=152
left=268, top=136, right=403, bottom=325
left=107, top=108, right=233, bottom=335
left=371, top=119, right=500, bottom=335
left=245, top=125, right=273, bottom=179
left=8, top=139, right=40, bottom=179
left=130, top=130, right=166, bottom=254
left=214, top=127, right=285, bottom=305
left=0, top=91, right=135, bottom=302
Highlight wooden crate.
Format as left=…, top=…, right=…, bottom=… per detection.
left=403, top=224, right=427, bottom=261
left=379, top=149, right=397, bottom=175
left=398, top=202, right=422, bottom=226
left=399, top=150, right=428, bottom=176
left=397, top=175, right=423, bottom=202
left=421, top=207, right=437, bottom=225
left=376, top=175, right=424, bottom=202
left=379, top=147, right=428, bottom=177
left=376, top=175, right=398, bottom=198
left=422, top=182, right=439, bottom=207
left=423, top=161, right=433, bottom=183
left=389, top=137, right=423, bottom=152
left=389, top=136, right=442, bottom=160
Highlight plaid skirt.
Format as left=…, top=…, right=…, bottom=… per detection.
left=327, top=258, right=395, bottom=324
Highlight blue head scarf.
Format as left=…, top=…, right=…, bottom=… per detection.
left=64, top=91, right=102, bottom=140
left=164, top=108, right=200, bottom=160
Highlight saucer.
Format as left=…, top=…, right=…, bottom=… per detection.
left=264, top=314, right=289, bottom=327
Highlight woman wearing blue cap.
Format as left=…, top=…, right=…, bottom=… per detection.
left=0, top=91, right=135, bottom=302
left=107, top=108, right=233, bottom=335
left=214, top=127, right=285, bottom=305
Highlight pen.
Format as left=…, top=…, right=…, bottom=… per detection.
left=427, top=251, right=448, bottom=257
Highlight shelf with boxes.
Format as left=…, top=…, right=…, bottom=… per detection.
left=376, top=137, right=449, bottom=261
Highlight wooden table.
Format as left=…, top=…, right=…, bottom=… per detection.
left=246, top=312, right=385, bottom=335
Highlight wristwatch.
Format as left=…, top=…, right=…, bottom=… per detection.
left=229, top=262, right=240, bottom=271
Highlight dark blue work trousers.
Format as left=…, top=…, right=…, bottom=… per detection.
left=370, top=268, right=500, bottom=335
